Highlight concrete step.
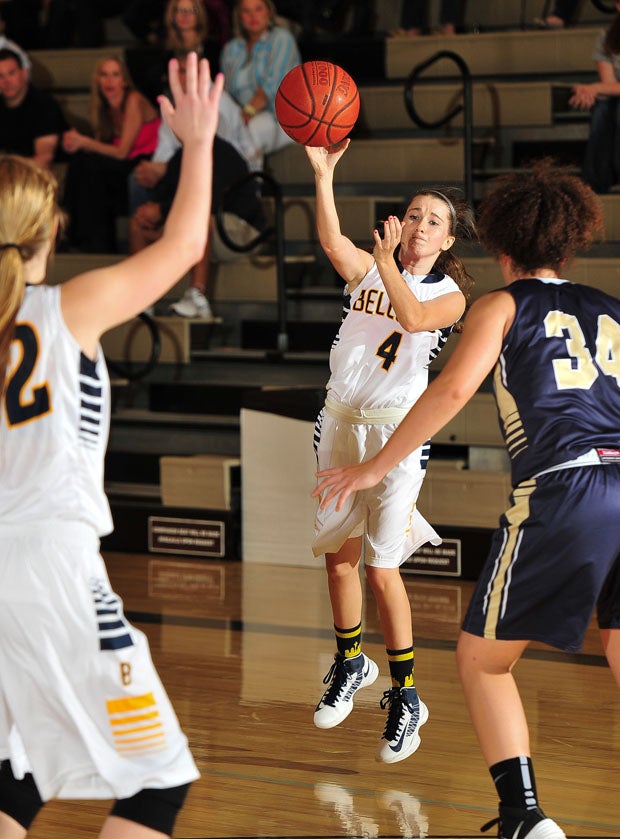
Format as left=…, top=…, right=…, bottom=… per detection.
left=386, top=27, right=602, bottom=80
left=268, top=136, right=467, bottom=184
left=360, top=79, right=556, bottom=132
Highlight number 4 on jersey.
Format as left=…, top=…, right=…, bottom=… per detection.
left=376, top=330, right=403, bottom=371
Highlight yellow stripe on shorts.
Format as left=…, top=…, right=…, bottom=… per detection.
left=107, top=692, right=167, bottom=756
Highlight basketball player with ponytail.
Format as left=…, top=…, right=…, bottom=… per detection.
left=0, top=53, right=222, bottom=838
left=306, top=139, right=476, bottom=763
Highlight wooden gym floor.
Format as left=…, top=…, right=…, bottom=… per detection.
left=28, top=554, right=620, bottom=839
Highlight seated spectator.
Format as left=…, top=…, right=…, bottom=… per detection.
left=122, top=0, right=231, bottom=46
left=569, top=3, right=620, bottom=194
left=61, top=54, right=160, bottom=252
left=127, top=0, right=222, bottom=107
left=216, top=0, right=301, bottom=171
left=129, top=136, right=265, bottom=318
left=0, top=47, right=66, bottom=169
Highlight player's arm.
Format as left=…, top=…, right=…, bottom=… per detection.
left=61, top=55, right=223, bottom=357
left=312, top=290, right=515, bottom=510
left=374, top=216, right=465, bottom=331
left=305, top=141, right=372, bottom=290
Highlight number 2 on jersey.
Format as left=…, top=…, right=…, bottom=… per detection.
left=544, top=311, right=620, bottom=389
left=5, top=323, right=51, bottom=427
left=376, top=330, right=403, bottom=371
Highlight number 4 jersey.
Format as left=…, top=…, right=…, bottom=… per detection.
left=327, top=264, right=461, bottom=411
left=0, top=284, right=113, bottom=535
left=494, top=277, right=620, bottom=486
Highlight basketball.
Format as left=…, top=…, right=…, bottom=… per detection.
left=275, top=61, right=360, bottom=148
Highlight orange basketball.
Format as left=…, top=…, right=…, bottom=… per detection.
left=275, top=61, right=360, bottom=148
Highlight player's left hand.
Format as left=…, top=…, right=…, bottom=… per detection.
left=373, top=215, right=402, bottom=261
left=311, top=461, right=384, bottom=511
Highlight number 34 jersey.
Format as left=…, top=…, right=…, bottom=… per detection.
left=495, top=277, right=620, bottom=485
left=327, top=263, right=461, bottom=411
left=0, top=284, right=113, bottom=535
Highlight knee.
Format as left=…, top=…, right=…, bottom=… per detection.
left=325, top=555, right=359, bottom=584
left=111, top=783, right=191, bottom=836
left=364, top=564, right=397, bottom=597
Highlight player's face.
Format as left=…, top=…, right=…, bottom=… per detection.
left=238, top=0, right=272, bottom=37
left=0, top=58, right=27, bottom=106
left=400, top=195, right=455, bottom=261
left=97, top=60, right=126, bottom=101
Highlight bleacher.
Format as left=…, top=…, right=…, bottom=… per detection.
left=28, top=0, right=620, bottom=573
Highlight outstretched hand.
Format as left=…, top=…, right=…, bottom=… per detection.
left=304, top=139, right=350, bottom=176
left=373, top=215, right=402, bottom=263
left=311, top=460, right=385, bottom=511
left=158, top=52, right=224, bottom=147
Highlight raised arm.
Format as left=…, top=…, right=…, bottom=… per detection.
left=312, top=290, right=515, bottom=510
left=61, top=55, right=224, bottom=356
left=305, top=141, right=372, bottom=289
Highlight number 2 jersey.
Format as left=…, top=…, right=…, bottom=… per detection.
left=494, top=277, right=620, bottom=486
left=326, top=263, right=461, bottom=410
left=0, top=284, right=113, bottom=535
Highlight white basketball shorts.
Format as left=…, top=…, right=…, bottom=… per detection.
left=0, top=520, right=199, bottom=801
left=312, top=402, right=440, bottom=567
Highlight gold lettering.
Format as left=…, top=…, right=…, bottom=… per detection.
left=120, top=662, right=132, bottom=686
left=365, top=289, right=379, bottom=313
left=352, top=290, right=366, bottom=311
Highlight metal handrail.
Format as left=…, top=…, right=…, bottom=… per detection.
left=404, top=50, right=473, bottom=205
left=215, top=170, right=288, bottom=354
left=590, top=0, right=616, bottom=13
left=107, top=311, right=162, bottom=382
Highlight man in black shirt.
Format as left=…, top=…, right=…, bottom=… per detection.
left=0, top=48, right=67, bottom=169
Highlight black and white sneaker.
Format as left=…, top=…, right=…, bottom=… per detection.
left=481, top=805, right=566, bottom=839
left=376, top=686, right=428, bottom=763
left=314, top=653, right=379, bottom=729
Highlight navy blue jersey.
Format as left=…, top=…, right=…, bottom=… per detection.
left=493, top=278, right=620, bottom=485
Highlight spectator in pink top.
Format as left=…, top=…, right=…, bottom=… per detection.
left=62, top=55, right=161, bottom=253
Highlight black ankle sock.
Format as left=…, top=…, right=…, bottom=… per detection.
left=334, top=622, right=362, bottom=659
left=490, top=756, right=539, bottom=810
left=386, top=645, right=414, bottom=687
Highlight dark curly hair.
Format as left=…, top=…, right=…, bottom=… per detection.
left=476, top=159, right=604, bottom=275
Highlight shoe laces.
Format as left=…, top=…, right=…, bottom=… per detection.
left=480, top=816, right=501, bottom=836
left=481, top=806, right=548, bottom=838
left=321, top=656, right=353, bottom=706
left=380, top=687, right=415, bottom=741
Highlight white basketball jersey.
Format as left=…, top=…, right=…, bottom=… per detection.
left=327, top=263, right=460, bottom=410
left=0, top=284, right=113, bottom=535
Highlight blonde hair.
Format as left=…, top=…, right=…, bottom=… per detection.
left=165, top=0, right=208, bottom=51
left=0, top=155, right=62, bottom=397
left=231, top=0, right=277, bottom=40
left=89, top=55, right=133, bottom=141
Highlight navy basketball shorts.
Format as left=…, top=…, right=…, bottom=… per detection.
left=462, top=464, right=620, bottom=653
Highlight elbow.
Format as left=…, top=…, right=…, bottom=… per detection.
left=182, top=232, right=208, bottom=267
